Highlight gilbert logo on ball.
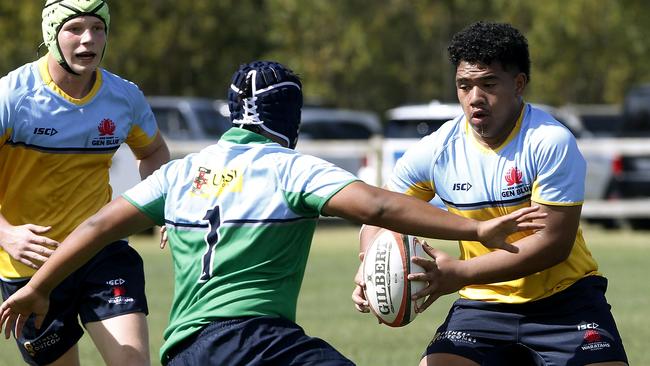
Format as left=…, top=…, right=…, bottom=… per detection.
left=362, top=230, right=426, bottom=327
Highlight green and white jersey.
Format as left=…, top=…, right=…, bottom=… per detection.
left=123, top=127, right=357, bottom=362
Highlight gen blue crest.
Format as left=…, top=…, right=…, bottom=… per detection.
left=228, top=61, right=303, bottom=149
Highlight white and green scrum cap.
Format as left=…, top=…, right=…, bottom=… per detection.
left=42, top=0, right=110, bottom=74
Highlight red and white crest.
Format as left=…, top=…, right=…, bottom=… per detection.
left=505, top=167, right=523, bottom=186
left=98, top=118, right=116, bottom=136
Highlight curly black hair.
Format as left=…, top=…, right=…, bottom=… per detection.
left=447, top=21, right=530, bottom=82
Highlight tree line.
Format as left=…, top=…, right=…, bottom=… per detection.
left=2, top=0, right=649, bottom=115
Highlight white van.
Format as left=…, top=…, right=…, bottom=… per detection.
left=382, top=100, right=463, bottom=186
left=380, top=101, right=464, bottom=208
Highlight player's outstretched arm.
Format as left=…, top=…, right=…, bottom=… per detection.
left=0, top=197, right=155, bottom=339
left=323, top=181, right=545, bottom=248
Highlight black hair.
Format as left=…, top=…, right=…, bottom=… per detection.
left=447, top=21, right=530, bottom=82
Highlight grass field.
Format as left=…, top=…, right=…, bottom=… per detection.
left=0, top=224, right=648, bottom=365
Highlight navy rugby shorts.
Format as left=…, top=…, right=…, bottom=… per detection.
left=164, top=316, right=355, bottom=366
left=424, top=275, right=628, bottom=366
left=1, top=241, right=148, bottom=366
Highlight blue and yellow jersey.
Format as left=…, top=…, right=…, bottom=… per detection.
left=0, top=56, right=160, bottom=279
left=123, top=128, right=357, bottom=362
left=389, top=104, right=599, bottom=303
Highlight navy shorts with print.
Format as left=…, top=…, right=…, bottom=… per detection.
left=1, top=241, right=148, bottom=366
left=164, top=316, right=355, bottom=366
left=424, top=276, right=628, bottom=366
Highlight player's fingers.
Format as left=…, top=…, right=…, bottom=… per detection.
left=410, top=269, right=439, bottom=299
left=3, top=313, right=16, bottom=340
left=354, top=304, right=370, bottom=313
left=0, top=306, right=9, bottom=338
left=416, top=294, right=438, bottom=313
left=408, top=271, right=434, bottom=284
left=353, top=301, right=370, bottom=313
left=354, top=268, right=365, bottom=288
left=352, top=286, right=369, bottom=312
left=24, top=224, right=52, bottom=233
left=23, top=250, right=50, bottom=265
left=33, top=244, right=56, bottom=257
left=17, top=257, right=39, bottom=270
left=159, top=226, right=168, bottom=249
left=515, top=222, right=546, bottom=231
left=516, top=211, right=547, bottom=223
left=510, top=206, right=540, bottom=218
left=411, top=256, right=437, bottom=270
left=352, top=284, right=367, bottom=302
left=490, top=242, right=519, bottom=253
left=29, top=235, right=59, bottom=247
left=420, top=241, right=440, bottom=259
left=15, top=314, right=26, bottom=339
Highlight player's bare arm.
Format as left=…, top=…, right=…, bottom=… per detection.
left=410, top=203, right=580, bottom=312
left=0, top=214, right=59, bottom=269
left=0, top=198, right=155, bottom=338
left=131, top=132, right=170, bottom=178
left=324, top=181, right=546, bottom=246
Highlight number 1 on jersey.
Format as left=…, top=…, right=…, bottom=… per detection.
left=199, top=207, right=221, bottom=282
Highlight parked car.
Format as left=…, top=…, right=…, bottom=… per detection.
left=559, top=104, right=623, bottom=138
left=622, top=84, right=650, bottom=137
left=148, top=96, right=230, bottom=143
left=296, top=106, right=382, bottom=185
left=562, top=95, right=650, bottom=229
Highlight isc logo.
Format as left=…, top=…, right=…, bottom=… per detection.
left=106, top=278, right=126, bottom=286
left=452, top=182, right=472, bottom=191
left=577, top=322, right=599, bottom=330
left=33, top=127, right=58, bottom=136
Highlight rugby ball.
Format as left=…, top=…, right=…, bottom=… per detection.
left=362, top=230, right=427, bottom=327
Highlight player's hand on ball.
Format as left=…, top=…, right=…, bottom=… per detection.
left=477, top=206, right=547, bottom=252
left=0, top=224, right=59, bottom=269
left=352, top=252, right=370, bottom=313
left=409, top=242, right=464, bottom=313
left=0, top=284, right=49, bottom=340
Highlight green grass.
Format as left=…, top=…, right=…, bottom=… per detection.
left=0, top=224, right=648, bottom=365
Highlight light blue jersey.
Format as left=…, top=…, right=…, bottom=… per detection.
left=123, top=127, right=358, bottom=362
left=0, top=56, right=159, bottom=278
left=389, top=104, right=599, bottom=303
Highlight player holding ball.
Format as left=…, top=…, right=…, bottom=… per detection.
left=354, top=21, right=628, bottom=366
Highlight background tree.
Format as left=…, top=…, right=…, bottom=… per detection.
left=2, top=0, right=650, bottom=115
